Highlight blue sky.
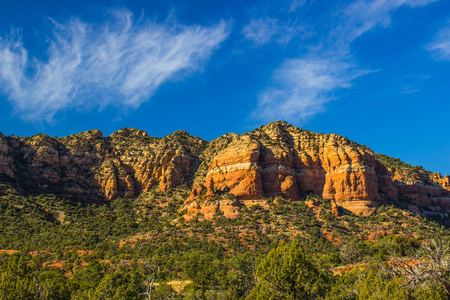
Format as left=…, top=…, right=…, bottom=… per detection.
left=0, top=0, right=449, bottom=175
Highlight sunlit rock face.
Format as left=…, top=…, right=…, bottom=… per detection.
left=189, top=121, right=394, bottom=215
left=0, top=121, right=449, bottom=217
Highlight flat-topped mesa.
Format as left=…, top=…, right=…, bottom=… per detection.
left=189, top=121, right=397, bottom=215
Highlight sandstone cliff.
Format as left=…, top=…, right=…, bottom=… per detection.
left=375, top=153, right=450, bottom=214
left=188, top=122, right=397, bottom=216
left=0, top=121, right=448, bottom=217
left=0, top=128, right=206, bottom=201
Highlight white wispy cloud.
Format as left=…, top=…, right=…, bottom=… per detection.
left=253, top=0, right=439, bottom=123
left=0, top=9, right=230, bottom=122
left=427, top=23, right=450, bottom=60
left=289, top=0, right=307, bottom=13
left=337, top=0, right=439, bottom=44
left=400, top=86, right=420, bottom=94
left=242, top=17, right=301, bottom=46
left=254, top=55, right=369, bottom=121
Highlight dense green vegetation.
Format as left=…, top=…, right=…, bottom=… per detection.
left=1, top=182, right=450, bottom=299
left=375, top=153, right=444, bottom=188
left=375, top=153, right=426, bottom=172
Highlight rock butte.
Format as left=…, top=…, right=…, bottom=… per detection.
left=0, top=121, right=449, bottom=218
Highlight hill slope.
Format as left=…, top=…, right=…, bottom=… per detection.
left=1, top=121, right=449, bottom=218
left=1, top=122, right=450, bottom=299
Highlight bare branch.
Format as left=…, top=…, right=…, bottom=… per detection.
left=389, top=238, right=450, bottom=298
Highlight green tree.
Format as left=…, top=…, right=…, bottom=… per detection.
left=357, top=269, right=410, bottom=300
left=91, top=270, right=143, bottom=300
left=0, top=254, right=70, bottom=300
left=221, top=253, right=258, bottom=299
left=326, top=266, right=446, bottom=300
left=246, top=240, right=329, bottom=300
left=152, top=283, right=177, bottom=300
left=0, top=254, right=35, bottom=300
left=70, top=260, right=106, bottom=299
left=182, top=251, right=221, bottom=293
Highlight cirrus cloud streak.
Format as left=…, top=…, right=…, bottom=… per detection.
left=0, top=9, right=230, bottom=122
left=255, top=55, right=370, bottom=121
left=427, top=22, right=450, bottom=60
left=253, top=0, right=439, bottom=123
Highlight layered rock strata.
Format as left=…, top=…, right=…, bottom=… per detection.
left=390, top=168, right=450, bottom=211
left=0, top=121, right=449, bottom=216
left=189, top=122, right=396, bottom=215
left=375, top=153, right=450, bottom=212
left=0, top=128, right=206, bottom=201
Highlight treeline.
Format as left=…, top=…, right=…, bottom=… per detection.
left=0, top=239, right=448, bottom=299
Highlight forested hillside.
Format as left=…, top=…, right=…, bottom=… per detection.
left=1, top=182, right=450, bottom=299
left=1, top=122, right=450, bottom=299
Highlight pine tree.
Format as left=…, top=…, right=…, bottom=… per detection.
left=246, top=240, right=329, bottom=300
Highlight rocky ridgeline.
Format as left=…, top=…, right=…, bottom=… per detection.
left=0, top=121, right=449, bottom=217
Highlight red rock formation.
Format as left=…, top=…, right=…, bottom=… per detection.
left=204, top=136, right=264, bottom=200
left=382, top=161, right=450, bottom=210
left=108, top=130, right=205, bottom=198
left=97, top=160, right=118, bottom=200
left=189, top=122, right=395, bottom=215
left=0, top=128, right=206, bottom=201
left=0, top=122, right=449, bottom=218
left=375, top=161, right=399, bottom=200
left=0, top=133, right=14, bottom=178
left=185, top=199, right=242, bottom=220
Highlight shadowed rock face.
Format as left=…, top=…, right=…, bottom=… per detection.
left=0, top=121, right=448, bottom=216
left=375, top=153, right=450, bottom=213
left=0, top=129, right=206, bottom=201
